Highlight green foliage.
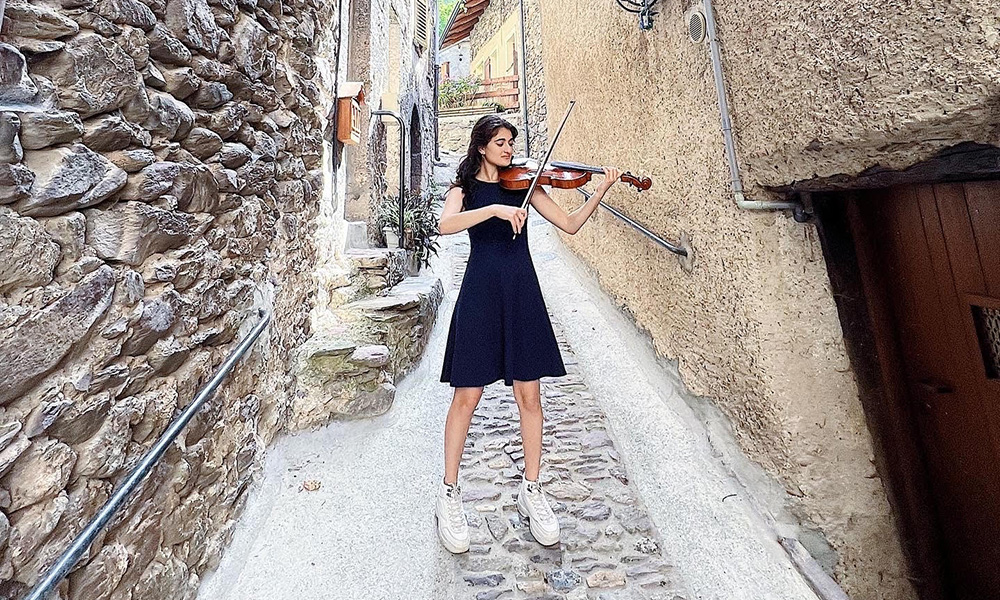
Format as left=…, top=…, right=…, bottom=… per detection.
left=376, top=189, right=443, bottom=269
left=439, top=74, right=481, bottom=109
left=479, top=101, right=506, bottom=113
left=439, top=0, right=459, bottom=37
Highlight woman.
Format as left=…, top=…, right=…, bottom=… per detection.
left=435, top=114, right=621, bottom=553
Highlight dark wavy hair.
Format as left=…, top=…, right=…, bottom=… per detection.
left=452, top=114, right=518, bottom=209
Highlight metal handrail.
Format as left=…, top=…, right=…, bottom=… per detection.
left=24, top=309, right=272, bottom=600
left=371, top=110, right=407, bottom=243
left=578, top=188, right=688, bottom=257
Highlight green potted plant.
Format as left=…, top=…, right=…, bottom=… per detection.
left=439, top=75, right=482, bottom=109
left=374, top=191, right=442, bottom=269
left=375, top=198, right=403, bottom=248
left=403, top=190, right=442, bottom=270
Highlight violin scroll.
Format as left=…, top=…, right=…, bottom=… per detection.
left=620, top=172, right=652, bottom=191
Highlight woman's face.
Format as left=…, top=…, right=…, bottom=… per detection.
left=480, top=127, right=515, bottom=167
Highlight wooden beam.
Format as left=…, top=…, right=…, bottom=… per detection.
left=449, top=20, right=477, bottom=37
left=771, top=143, right=1000, bottom=194
left=441, top=0, right=490, bottom=47
left=443, top=23, right=477, bottom=46
left=452, top=4, right=487, bottom=28
left=473, top=89, right=519, bottom=100
left=449, top=15, right=476, bottom=31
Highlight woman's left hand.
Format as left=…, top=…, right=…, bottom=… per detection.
left=597, top=167, right=623, bottom=192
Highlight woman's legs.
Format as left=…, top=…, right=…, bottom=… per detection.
left=443, top=385, right=485, bottom=484
left=438, top=386, right=483, bottom=554
left=512, top=379, right=543, bottom=481
left=512, top=378, right=559, bottom=545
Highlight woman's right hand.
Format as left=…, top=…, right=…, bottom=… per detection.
left=493, top=204, right=527, bottom=234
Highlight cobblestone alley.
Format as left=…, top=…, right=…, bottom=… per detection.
left=196, top=157, right=819, bottom=600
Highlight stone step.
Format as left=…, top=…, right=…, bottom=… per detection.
left=334, top=248, right=412, bottom=304
left=337, top=274, right=443, bottom=379
left=438, top=105, right=501, bottom=118
left=292, top=274, right=443, bottom=429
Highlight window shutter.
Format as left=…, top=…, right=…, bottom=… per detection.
left=414, top=0, right=429, bottom=51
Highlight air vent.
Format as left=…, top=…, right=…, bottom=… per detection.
left=687, top=8, right=706, bottom=43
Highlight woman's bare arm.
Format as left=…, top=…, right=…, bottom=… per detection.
left=438, top=186, right=497, bottom=235
left=528, top=167, right=622, bottom=235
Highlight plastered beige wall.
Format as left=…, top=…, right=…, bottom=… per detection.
left=531, top=0, right=1000, bottom=598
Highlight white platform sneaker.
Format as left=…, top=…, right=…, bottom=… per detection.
left=435, top=479, right=470, bottom=553
left=516, top=475, right=560, bottom=546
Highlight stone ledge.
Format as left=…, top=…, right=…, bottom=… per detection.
left=332, top=248, right=411, bottom=305
left=289, top=337, right=395, bottom=429
left=291, top=274, right=443, bottom=429
left=339, top=274, right=443, bottom=379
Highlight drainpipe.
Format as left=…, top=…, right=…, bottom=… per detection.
left=371, top=109, right=407, bottom=242
left=702, top=0, right=808, bottom=221
left=518, top=0, right=530, bottom=154
left=432, top=15, right=440, bottom=162
left=433, top=62, right=441, bottom=161
left=330, top=0, right=344, bottom=173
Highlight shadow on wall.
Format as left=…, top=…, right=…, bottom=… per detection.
left=757, top=96, right=1000, bottom=191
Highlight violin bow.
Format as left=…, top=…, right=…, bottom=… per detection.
left=513, top=100, right=576, bottom=240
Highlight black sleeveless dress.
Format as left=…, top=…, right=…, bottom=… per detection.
left=440, top=179, right=567, bottom=387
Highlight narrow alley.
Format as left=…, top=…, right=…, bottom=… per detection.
left=196, top=155, right=818, bottom=600
left=2, top=0, right=998, bottom=598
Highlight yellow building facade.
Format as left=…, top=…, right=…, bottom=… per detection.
left=469, top=9, right=519, bottom=81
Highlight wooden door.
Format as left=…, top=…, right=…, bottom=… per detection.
left=852, top=182, right=1000, bottom=599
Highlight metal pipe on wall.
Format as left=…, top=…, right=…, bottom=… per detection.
left=432, top=13, right=441, bottom=162
left=518, top=0, right=531, bottom=155
left=578, top=188, right=688, bottom=257
left=433, top=63, right=441, bottom=162
left=24, top=311, right=272, bottom=600
left=702, top=0, right=807, bottom=220
left=371, top=109, right=407, bottom=243
left=329, top=0, right=345, bottom=174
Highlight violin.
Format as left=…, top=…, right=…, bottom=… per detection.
left=500, top=157, right=652, bottom=192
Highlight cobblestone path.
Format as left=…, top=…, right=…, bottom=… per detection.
left=445, top=242, right=690, bottom=600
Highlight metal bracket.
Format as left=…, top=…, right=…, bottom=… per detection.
left=615, top=0, right=659, bottom=30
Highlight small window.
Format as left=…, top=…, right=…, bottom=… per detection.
left=972, top=304, right=1000, bottom=379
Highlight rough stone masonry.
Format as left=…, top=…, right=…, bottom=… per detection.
left=0, top=0, right=340, bottom=595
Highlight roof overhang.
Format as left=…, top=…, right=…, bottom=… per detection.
left=440, top=0, right=491, bottom=49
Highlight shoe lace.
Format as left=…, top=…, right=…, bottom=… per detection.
left=444, top=485, right=467, bottom=529
left=524, top=481, right=556, bottom=524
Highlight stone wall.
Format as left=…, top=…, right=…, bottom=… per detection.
left=292, top=272, right=443, bottom=429
left=535, top=1, right=1000, bottom=598
left=0, top=0, right=334, bottom=594
left=468, top=0, right=546, bottom=156
left=438, top=111, right=523, bottom=156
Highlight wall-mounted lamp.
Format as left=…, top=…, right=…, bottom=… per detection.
left=615, top=0, right=658, bottom=30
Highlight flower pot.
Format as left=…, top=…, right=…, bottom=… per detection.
left=382, top=226, right=400, bottom=249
